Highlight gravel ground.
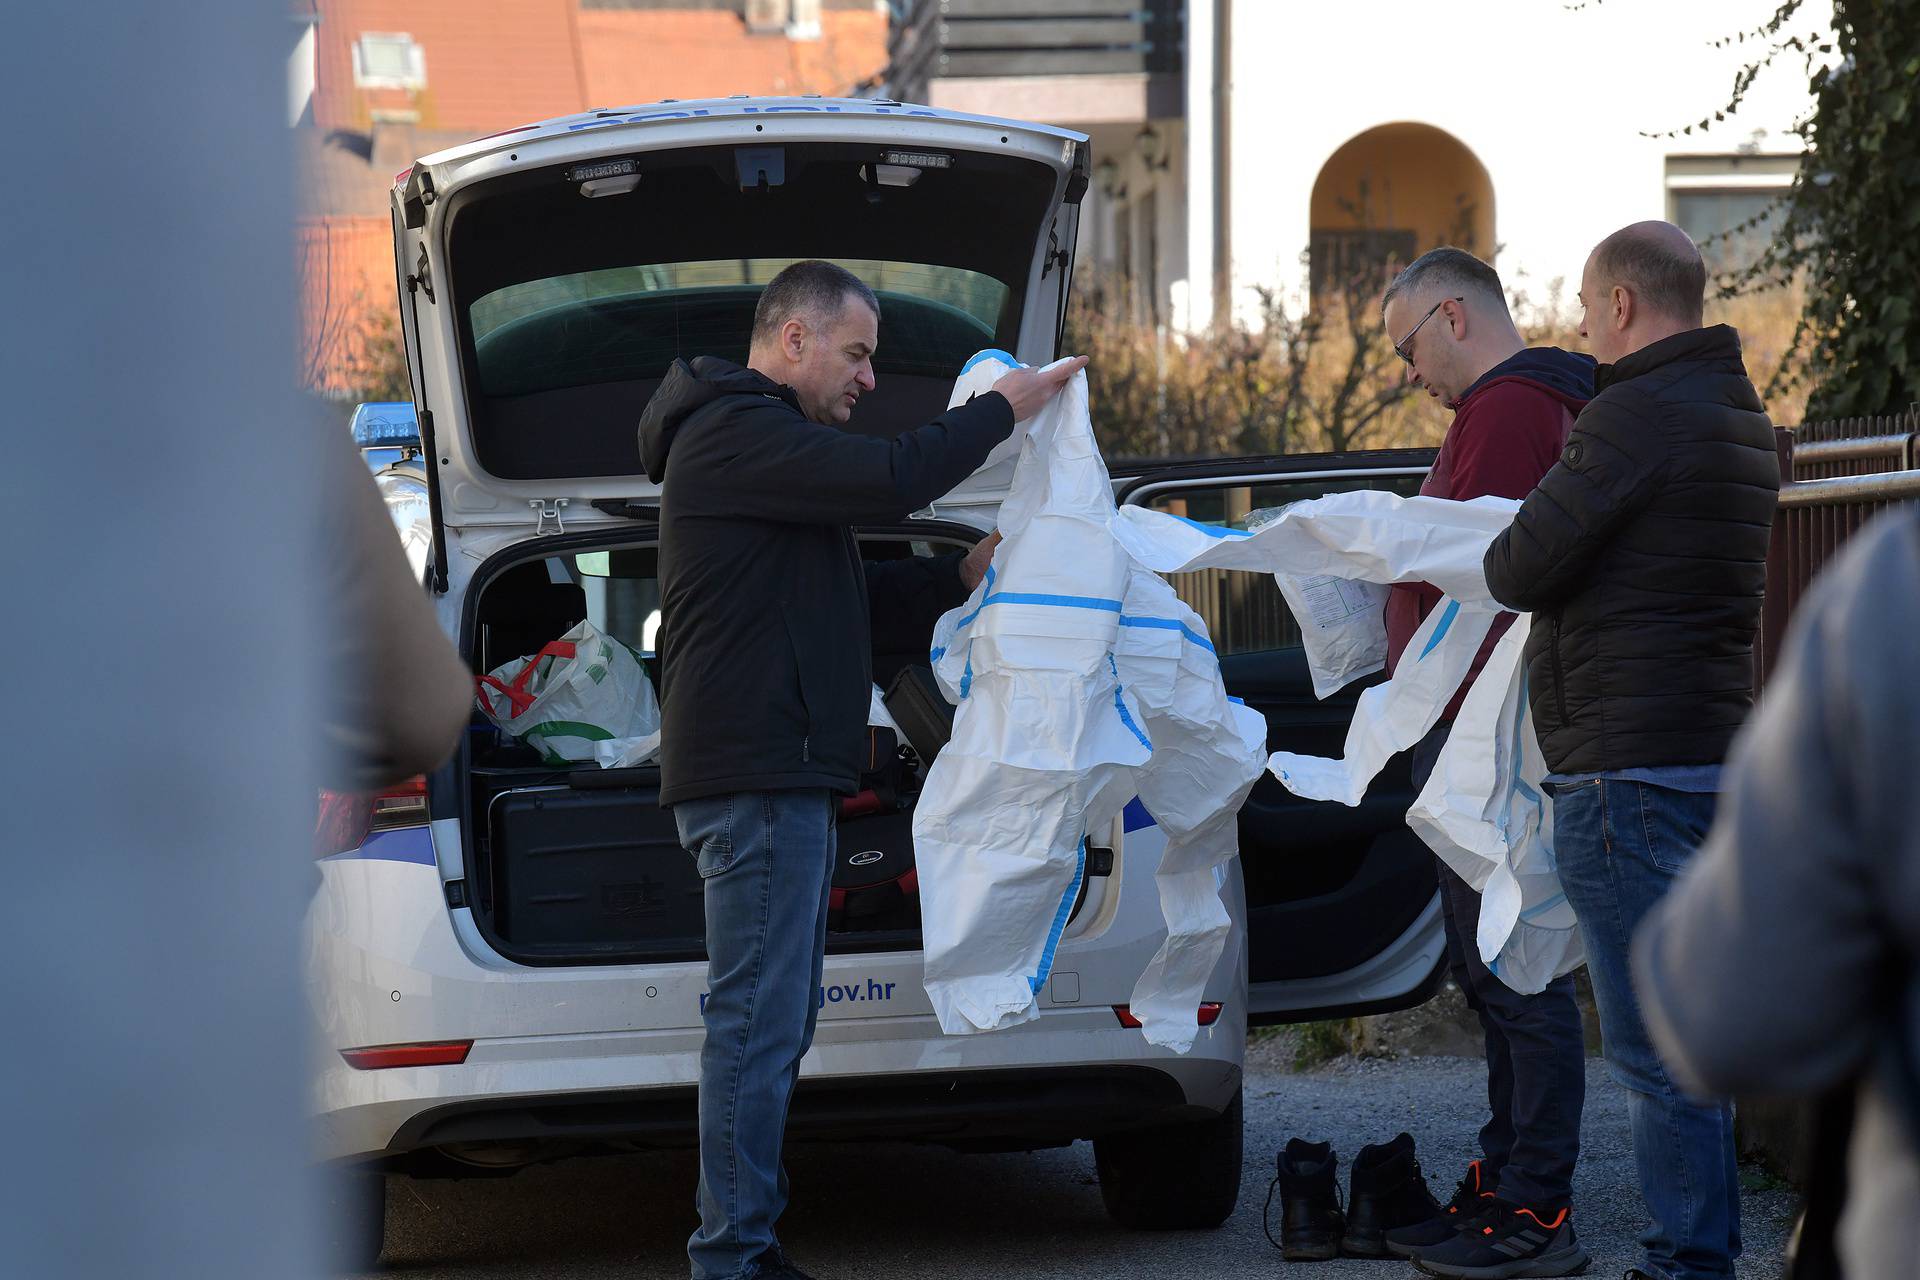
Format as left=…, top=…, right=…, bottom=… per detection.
left=356, top=1047, right=1796, bottom=1278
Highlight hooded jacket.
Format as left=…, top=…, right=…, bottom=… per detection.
left=637, top=356, right=1013, bottom=806
left=1384, top=347, right=1594, bottom=718
left=1483, top=325, right=1780, bottom=773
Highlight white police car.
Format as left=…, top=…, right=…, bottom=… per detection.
left=312, top=97, right=1446, bottom=1268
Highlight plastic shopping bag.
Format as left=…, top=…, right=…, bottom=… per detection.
left=475, top=619, right=661, bottom=768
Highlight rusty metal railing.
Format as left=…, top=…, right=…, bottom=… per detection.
left=1791, top=409, right=1919, bottom=444
left=1790, top=433, right=1918, bottom=480
left=1759, top=435, right=1920, bottom=688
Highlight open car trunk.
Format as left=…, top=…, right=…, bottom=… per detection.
left=455, top=526, right=1104, bottom=967
left=391, top=99, right=1087, bottom=544
left=393, top=101, right=1093, bottom=965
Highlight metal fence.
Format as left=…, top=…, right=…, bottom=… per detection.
left=1759, top=419, right=1920, bottom=687
left=1135, top=411, right=1918, bottom=682
left=1791, top=434, right=1917, bottom=479
left=1788, top=409, right=1918, bottom=481
left=1789, top=409, right=1920, bottom=444
left=1167, top=567, right=1302, bottom=655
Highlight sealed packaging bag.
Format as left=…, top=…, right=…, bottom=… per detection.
left=1244, top=505, right=1392, bottom=699
left=475, top=619, right=662, bottom=768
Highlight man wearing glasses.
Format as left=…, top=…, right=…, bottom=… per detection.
left=1372, top=248, right=1597, bottom=1278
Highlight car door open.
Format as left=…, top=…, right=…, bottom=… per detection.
left=1116, top=451, right=1449, bottom=1023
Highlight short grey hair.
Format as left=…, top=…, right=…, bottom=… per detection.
left=751, top=260, right=880, bottom=345
left=1590, top=226, right=1707, bottom=325
left=1381, top=246, right=1510, bottom=321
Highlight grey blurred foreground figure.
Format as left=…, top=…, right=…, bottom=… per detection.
left=1636, top=509, right=1920, bottom=1280
left=316, top=401, right=472, bottom=791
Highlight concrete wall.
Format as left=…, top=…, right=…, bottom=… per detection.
left=1083, top=121, right=1191, bottom=330
left=1224, top=0, right=1827, bottom=318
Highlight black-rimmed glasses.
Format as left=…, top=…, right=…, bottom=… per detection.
left=1393, top=296, right=1464, bottom=364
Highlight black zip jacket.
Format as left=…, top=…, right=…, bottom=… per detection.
left=638, top=356, right=1014, bottom=806
left=1483, top=325, right=1781, bottom=773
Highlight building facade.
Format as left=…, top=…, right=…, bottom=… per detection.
left=296, top=0, right=888, bottom=394
left=1013, top=0, right=1828, bottom=332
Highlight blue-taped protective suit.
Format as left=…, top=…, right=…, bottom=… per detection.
left=1111, top=491, right=1583, bottom=994
left=914, top=354, right=1268, bottom=1052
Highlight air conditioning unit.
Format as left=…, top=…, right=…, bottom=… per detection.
left=745, top=0, right=789, bottom=35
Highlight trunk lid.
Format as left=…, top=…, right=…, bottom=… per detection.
left=389, top=97, right=1088, bottom=550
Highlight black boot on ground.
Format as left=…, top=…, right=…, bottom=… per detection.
left=1386, top=1157, right=1497, bottom=1259
left=1342, top=1132, right=1443, bottom=1257
left=1273, top=1138, right=1345, bottom=1261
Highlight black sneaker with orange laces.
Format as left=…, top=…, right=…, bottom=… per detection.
left=1412, top=1198, right=1590, bottom=1279
left=1384, top=1158, right=1497, bottom=1258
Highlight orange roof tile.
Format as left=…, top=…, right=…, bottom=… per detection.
left=578, top=9, right=887, bottom=107
left=312, top=0, right=588, bottom=135
left=299, top=3, right=891, bottom=394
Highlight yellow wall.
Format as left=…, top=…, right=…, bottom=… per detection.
left=1310, top=122, right=1496, bottom=256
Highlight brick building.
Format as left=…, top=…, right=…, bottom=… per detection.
left=295, top=0, right=886, bottom=394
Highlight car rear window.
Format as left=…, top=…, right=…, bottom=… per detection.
left=470, top=259, right=1009, bottom=398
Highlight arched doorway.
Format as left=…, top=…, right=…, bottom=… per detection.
left=1308, top=123, right=1495, bottom=299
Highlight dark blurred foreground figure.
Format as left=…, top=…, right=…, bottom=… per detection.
left=1635, top=509, right=1920, bottom=1280
left=1484, top=220, right=1781, bottom=1280
left=316, top=401, right=472, bottom=790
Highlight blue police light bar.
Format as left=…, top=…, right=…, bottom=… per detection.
left=350, top=401, right=420, bottom=450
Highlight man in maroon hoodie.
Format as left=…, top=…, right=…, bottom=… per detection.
left=1373, top=248, right=1597, bottom=1277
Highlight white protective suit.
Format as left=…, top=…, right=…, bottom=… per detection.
left=914, top=353, right=1269, bottom=1052
left=1110, top=491, right=1583, bottom=994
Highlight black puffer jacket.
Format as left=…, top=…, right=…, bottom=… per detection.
left=1483, top=326, right=1781, bottom=773
left=638, top=357, right=1013, bottom=806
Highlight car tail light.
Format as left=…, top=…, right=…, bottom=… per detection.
left=313, top=775, right=429, bottom=858
left=1112, top=1002, right=1225, bottom=1029
left=339, top=1040, right=473, bottom=1070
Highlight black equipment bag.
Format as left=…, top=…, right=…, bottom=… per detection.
left=829, top=807, right=918, bottom=932
left=831, top=726, right=919, bottom=933
left=882, top=665, right=954, bottom=764
left=486, top=776, right=706, bottom=959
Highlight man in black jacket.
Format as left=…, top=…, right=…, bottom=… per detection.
left=637, top=260, right=1083, bottom=1280
left=1482, top=222, right=1780, bottom=1280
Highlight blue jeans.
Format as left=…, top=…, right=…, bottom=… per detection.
left=674, top=790, right=835, bottom=1280
left=1549, top=779, right=1741, bottom=1280
left=1414, top=724, right=1586, bottom=1210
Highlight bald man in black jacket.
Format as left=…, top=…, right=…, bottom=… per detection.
left=1475, top=223, right=1779, bottom=1280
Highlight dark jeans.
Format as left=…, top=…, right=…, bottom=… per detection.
left=674, top=790, right=836, bottom=1280
left=1549, top=779, right=1740, bottom=1280
left=1412, top=724, right=1586, bottom=1211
